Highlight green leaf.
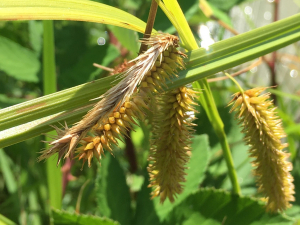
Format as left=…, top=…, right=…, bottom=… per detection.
left=0, top=0, right=148, bottom=34
left=134, top=135, right=210, bottom=224
left=28, top=20, right=43, bottom=56
left=95, top=154, right=132, bottom=225
left=59, top=44, right=120, bottom=88
left=0, top=214, right=17, bottom=225
left=165, top=188, right=294, bottom=225
left=208, top=0, right=249, bottom=11
left=0, top=94, right=24, bottom=109
left=159, top=0, right=198, bottom=50
left=0, top=149, right=17, bottom=194
left=269, top=88, right=300, bottom=102
left=148, top=0, right=199, bottom=34
left=0, top=35, right=40, bottom=82
left=203, top=0, right=233, bottom=27
left=1, top=13, right=300, bottom=147
left=285, top=205, right=300, bottom=221
left=51, top=209, right=120, bottom=225
left=108, top=25, right=139, bottom=53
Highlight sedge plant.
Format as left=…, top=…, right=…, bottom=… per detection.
left=0, top=0, right=299, bottom=223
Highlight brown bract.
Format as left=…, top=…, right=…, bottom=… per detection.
left=229, top=87, right=295, bottom=212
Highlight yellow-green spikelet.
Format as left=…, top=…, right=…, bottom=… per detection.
left=148, top=86, right=197, bottom=203
left=229, top=87, right=295, bottom=212
left=139, top=46, right=185, bottom=96
left=75, top=96, right=146, bottom=168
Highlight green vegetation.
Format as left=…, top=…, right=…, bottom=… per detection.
left=0, top=0, right=300, bottom=224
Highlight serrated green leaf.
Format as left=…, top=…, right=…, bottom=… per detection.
left=134, top=135, right=210, bottom=224
left=0, top=35, right=40, bottom=82
left=51, top=209, right=120, bottom=225
left=165, top=188, right=294, bottom=225
left=96, top=154, right=132, bottom=225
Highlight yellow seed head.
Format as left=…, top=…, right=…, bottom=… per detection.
left=148, top=87, right=197, bottom=203
left=229, top=87, right=295, bottom=212
left=75, top=95, right=147, bottom=168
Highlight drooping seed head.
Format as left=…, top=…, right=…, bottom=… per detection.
left=229, top=87, right=295, bottom=212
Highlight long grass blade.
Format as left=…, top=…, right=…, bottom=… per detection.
left=0, top=0, right=147, bottom=33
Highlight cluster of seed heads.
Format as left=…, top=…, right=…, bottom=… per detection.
left=40, top=33, right=295, bottom=212
left=75, top=97, right=146, bottom=169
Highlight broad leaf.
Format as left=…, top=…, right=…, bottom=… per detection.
left=51, top=209, right=119, bottom=225
left=0, top=149, right=17, bottom=194
left=134, top=135, right=210, bottom=224
left=0, top=35, right=40, bottom=82
left=95, top=154, right=132, bottom=225
left=165, top=188, right=294, bottom=225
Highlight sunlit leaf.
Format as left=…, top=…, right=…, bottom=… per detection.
left=0, top=0, right=147, bottom=33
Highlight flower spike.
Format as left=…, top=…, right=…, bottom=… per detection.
left=229, top=87, right=295, bottom=212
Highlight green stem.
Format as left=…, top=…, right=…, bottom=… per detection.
left=223, top=72, right=244, bottom=94
left=193, top=80, right=241, bottom=195
left=43, top=20, right=62, bottom=210
left=159, top=0, right=241, bottom=195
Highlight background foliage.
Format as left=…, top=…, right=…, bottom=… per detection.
left=0, top=0, right=300, bottom=224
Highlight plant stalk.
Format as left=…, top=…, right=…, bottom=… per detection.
left=193, top=80, right=241, bottom=195
left=268, top=0, right=280, bottom=104
left=162, top=0, right=241, bottom=195
left=43, top=20, right=62, bottom=210
left=139, top=0, right=158, bottom=54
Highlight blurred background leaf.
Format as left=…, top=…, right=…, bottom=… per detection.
left=165, top=188, right=294, bottom=225
left=0, top=35, right=40, bottom=82
left=51, top=209, right=120, bottom=225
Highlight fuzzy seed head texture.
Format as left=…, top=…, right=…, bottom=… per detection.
left=148, top=86, right=198, bottom=203
left=39, top=32, right=187, bottom=167
left=229, top=87, right=295, bottom=212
